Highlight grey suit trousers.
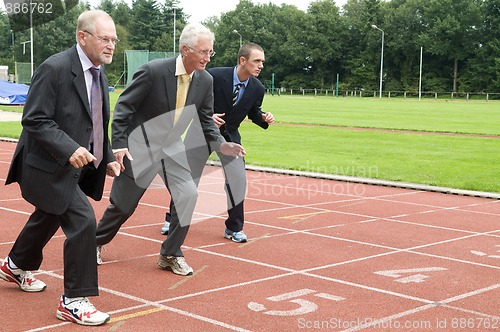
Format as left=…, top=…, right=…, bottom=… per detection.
left=96, top=151, right=197, bottom=257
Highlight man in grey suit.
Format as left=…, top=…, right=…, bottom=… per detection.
left=95, top=23, right=245, bottom=276
left=0, top=10, right=121, bottom=326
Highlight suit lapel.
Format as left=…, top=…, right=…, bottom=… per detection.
left=187, top=70, right=199, bottom=106
left=99, top=68, right=110, bottom=122
left=164, top=59, right=177, bottom=112
left=70, top=46, right=91, bottom=117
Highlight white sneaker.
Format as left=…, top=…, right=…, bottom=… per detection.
left=56, top=295, right=110, bottom=326
left=157, top=255, right=193, bottom=276
left=0, top=257, right=47, bottom=292
left=96, top=246, right=102, bottom=265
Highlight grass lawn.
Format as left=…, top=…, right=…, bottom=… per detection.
left=1, top=94, right=499, bottom=193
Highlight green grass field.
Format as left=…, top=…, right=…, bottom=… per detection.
left=1, top=94, right=499, bottom=193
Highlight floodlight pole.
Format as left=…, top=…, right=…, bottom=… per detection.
left=172, top=1, right=178, bottom=56
left=233, top=29, right=242, bottom=48
left=10, top=30, right=14, bottom=60
left=419, top=46, right=423, bottom=100
left=30, top=0, right=33, bottom=78
left=371, top=24, right=384, bottom=98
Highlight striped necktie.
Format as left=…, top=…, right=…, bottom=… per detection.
left=89, top=67, right=103, bottom=168
left=232, top=83, right=243, bottom=107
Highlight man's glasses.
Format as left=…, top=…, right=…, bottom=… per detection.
left=84, top=30, right=120, bottom=45
left=187, top=46, right=216, bottom=58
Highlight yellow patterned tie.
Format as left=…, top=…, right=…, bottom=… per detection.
left=174, top=74, right=190, bottom=124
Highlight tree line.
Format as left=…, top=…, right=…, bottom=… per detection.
left=0, top=0, right=498, bottom=94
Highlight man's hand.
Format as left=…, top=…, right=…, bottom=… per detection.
left=213, top=113, right=226, bottom=127
left=106, top=161, right=121, bottom=177
left=113, top=149, right=133, bottom=172
left=69, top=147, right=95, bottom=168
left=219, top=142, right=246, bottom=157
left=262, top=112, right=275, bottom=124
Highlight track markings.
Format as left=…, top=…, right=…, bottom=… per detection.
left=169, top=264, right=208, bottom=290
left=109, top=307, right=164, bottom=323
left=238, top=233, right=272, bottom=248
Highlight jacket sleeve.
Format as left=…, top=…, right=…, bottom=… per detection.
left=247, top=82, right=269, bottom=130
left=112, top=63, right=154, bottom=149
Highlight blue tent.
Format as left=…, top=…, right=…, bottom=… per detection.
left=0, top=80, right=29, bottom=105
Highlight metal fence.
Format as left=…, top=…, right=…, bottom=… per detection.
left=270, top=88, right=500, bottom=101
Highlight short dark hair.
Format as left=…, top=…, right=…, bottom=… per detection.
left=237, top=42, right=264, bottom=61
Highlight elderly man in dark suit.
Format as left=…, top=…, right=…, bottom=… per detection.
left=0, top=10, right=121, bottom=326
left=95, top=23, right=245, bottom=276
left=162, top=42, right=274, bottom=242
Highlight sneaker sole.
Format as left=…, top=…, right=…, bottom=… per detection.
left=56, top=310, right=110, bottom=326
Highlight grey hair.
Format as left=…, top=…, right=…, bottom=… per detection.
left=178, top=23, right=215, bottom=52
left=75, top=10, right=113, bottom=42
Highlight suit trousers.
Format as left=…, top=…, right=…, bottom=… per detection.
left=168, top=138, right=247, bottom=232
left=9, top=185, right=99, bottom=298
left=96, top=153, right=197, bottom=257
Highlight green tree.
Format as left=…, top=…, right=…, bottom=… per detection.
left=418, top=0, right=481, bottom=92
left=460, top=0, right=500, bottom=92
left=128, top=0, right=165, bottom=51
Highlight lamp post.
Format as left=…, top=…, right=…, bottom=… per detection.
left=233, top=29, right=242, bottom=48
left=371, top=24, right=384, bottom=98
left=10, top=30, right=14, bottom=60
left=172, top=1, right=178, bottom=56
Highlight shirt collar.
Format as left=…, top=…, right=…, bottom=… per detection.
left=233, top=66, right=249, bottom=87
left=77, top=44, right=100, bottom=72
left=175, top=55, right=193, bottom=80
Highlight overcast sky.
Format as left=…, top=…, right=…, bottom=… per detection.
left=1, top=0, right=348, bottom=24
left=179, top=0, right=348, bottom=23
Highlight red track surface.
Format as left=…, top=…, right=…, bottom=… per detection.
left=0, top=140, right=499, bottom=331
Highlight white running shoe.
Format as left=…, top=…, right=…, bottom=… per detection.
left=157, top=255, right=193, bottom=276
left=0, top=257, right=47, bottom=292
left=56, top=295, right=110, bottom=326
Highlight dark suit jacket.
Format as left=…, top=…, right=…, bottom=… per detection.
left=112, top=57, right=225, bottom=178
left=6, top=45, right=114, bottom=215
left=208, top=67, right=268, bottom=144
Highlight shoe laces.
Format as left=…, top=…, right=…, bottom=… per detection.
left=175, top=257, right=189, bottom=269
left=69, top=297, right=97, bottom=312
left=20, top=270, right=34, bottom=280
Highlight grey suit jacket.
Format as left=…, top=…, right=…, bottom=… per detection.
left=6, top=45, right=114, bottom=214
left=112, top=57, right=225, bottom=178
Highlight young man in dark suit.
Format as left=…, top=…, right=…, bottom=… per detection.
left=0, top=10, right=121, bottom=326
left=162, top=42, right=275, bottom=242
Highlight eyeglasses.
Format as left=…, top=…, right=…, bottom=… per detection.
left=84, top=30, right=120, bottom=45
left=187, top=46, right=216, bottom=58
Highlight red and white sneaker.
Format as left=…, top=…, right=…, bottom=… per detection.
left=0, top=257, right=47, bottom=292
left=56, top=295, right=110, bottom=326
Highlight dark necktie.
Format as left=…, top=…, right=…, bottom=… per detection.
left=232, top=83, right=243, bottom=107
left=89, top=67, right=103, bottom=168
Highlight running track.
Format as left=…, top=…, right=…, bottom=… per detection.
left=0, top=140, right=499, bottom=331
